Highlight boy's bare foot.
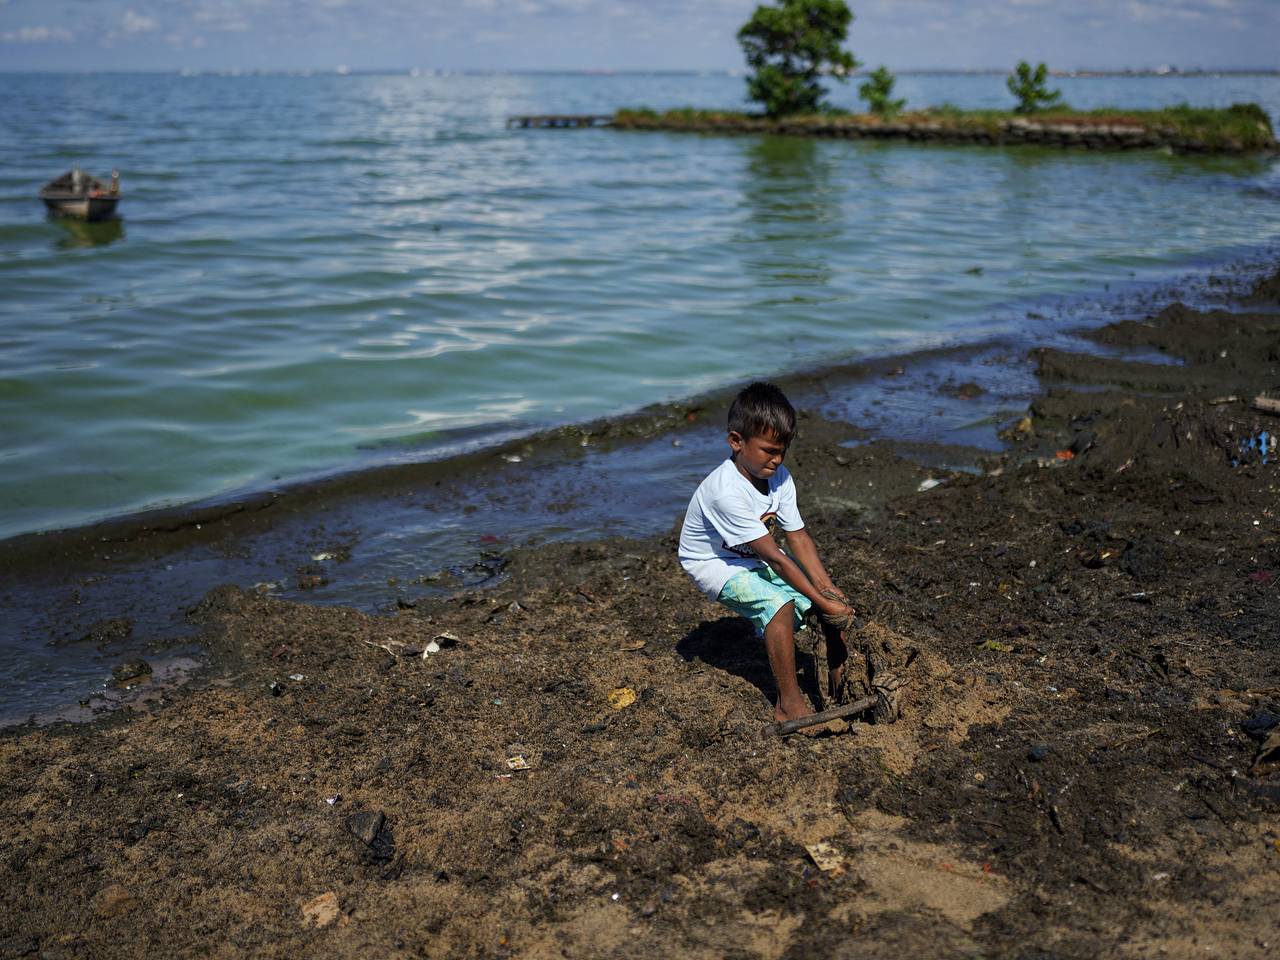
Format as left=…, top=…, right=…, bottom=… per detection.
left=774, top=695, right=813, bottom=724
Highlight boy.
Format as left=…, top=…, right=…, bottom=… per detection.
left=679, top=382, right=855, bottom=723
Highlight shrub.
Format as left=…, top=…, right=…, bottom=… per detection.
left=858, top=65, right=905, bottom=118
left=1007, top=61, right=1063, bottom=114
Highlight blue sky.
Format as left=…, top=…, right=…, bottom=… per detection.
left=1, top=0, right=1274, bottom=72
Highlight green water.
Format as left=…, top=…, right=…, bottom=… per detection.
left=1, top=71, right=1278, bottom=540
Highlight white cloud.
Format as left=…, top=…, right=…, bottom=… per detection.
left=191, top=0, right=252, bottom=33
left=1, top=25, right=74, bottom=43
left=122, top=9, right=160, bottom=33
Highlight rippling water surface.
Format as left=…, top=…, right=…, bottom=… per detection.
left=1, top=72, right=1278, bottom=539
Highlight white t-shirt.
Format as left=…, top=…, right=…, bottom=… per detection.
left=678, top=458, right=805, bottom=599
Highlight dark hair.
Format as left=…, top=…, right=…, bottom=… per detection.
left=727, top=381, right=796, bottom=445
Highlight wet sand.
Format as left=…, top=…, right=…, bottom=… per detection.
left=2, top=269, right=1280, bottom=958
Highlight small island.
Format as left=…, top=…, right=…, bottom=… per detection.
left=610, top=103, right=1276, bottom=154
left=517, top=0, right=1277, bottom=155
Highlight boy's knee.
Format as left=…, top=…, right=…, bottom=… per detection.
left=764, top=601, right=795, bottom=636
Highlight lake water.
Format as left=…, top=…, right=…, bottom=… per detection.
left=2, top=71, right=1279, bottom=541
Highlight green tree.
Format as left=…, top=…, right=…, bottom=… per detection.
left=738, top=0, right=860, bottom=117
left=1007, top=61, right=1064, bottom=114
left=858, top=65, right=905, bottom=118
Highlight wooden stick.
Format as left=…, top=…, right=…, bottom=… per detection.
left=767, top=695, right=877, bottom=737
left=1252, top=395, right=1280, bottom=415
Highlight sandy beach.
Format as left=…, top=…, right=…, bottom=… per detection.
left=2, top=266, right=1279, bottom=958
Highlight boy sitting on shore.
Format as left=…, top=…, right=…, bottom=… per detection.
left=678, top=382, right=855, bottom=722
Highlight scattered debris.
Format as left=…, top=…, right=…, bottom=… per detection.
left=79, top=617, right=133, bottom=648
left=976, top=640, right=1014, bottom=653
left=804, top=841, right=850, bottom=873
left=1254, top=731, right=1280, bottom=773
left=1252, top=395, right=1280, bottom=416
left=1236, top=429, right=1275, bottom=466
left=111, top=659, right=151, bottom=684
left=608, top=687, right=637, bottom=710
left=300, top=891, right=340, bottom=928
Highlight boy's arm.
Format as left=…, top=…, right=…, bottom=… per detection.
left=782, top=527, right=849, bottom=605
left=742, top=531, right=851, bottom=619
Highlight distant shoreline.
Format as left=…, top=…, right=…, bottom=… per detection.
left=2, top=68, right=1279, bottom=78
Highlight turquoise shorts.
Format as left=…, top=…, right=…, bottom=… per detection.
left=717, top=565, right=812, bottom=637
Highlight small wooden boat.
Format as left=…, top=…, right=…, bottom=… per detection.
left=39, top=168, right=121, bottom=221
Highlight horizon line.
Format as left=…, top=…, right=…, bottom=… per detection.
left=2, top=66, right=1278, bottom=76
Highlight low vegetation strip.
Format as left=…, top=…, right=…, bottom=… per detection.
left=613, top=104, right=1276, bottom=154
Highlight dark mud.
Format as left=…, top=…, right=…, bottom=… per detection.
left=3, top=271, right=1280, bottom=958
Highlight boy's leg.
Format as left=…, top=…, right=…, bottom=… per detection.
left=716, top=568, right=814, bottom=720
left=762, top=601, right=810, bottom=723
left=821, top=617, right=850, bottom=699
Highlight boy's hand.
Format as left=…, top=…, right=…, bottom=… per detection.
left=819, top=584, right=850, bottom=604
left=817, top=594, right=855, bottom=622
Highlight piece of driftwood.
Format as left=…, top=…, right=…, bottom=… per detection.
left=1251, top=395, right=1280, bottom=415
left=766, top=695, right=877, bottom=737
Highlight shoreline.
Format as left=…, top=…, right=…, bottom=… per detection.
left=3, top=252, right=1278, bottom=724
left=1, top=262, right=1278, bottom=954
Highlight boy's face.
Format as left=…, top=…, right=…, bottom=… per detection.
left=729, top=430, right=787, bottom=481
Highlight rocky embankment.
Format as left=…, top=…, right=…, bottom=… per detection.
left=610, top=109, right=1277, bottom=154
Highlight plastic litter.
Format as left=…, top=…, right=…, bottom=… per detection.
left=918, top=478, right=943, bottom=492
left=803, top=841, right=849, bottom=873
left=608, top=687, right=637, bottom=710
left=1235, top=429, right=1275, bottom=466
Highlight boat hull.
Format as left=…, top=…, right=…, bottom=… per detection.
left=41, top=195, right=120, bottom=221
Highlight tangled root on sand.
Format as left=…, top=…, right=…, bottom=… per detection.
left=844, top=620, right=915, bottom=723
left=801, top=609, right=919, bottom=724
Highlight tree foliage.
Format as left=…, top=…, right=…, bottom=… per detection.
left=1007, top=61, right=1064, bottom=114
left=858, top=65, right=905, bottom=118
left=738, top=0, right=860, bottom=117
